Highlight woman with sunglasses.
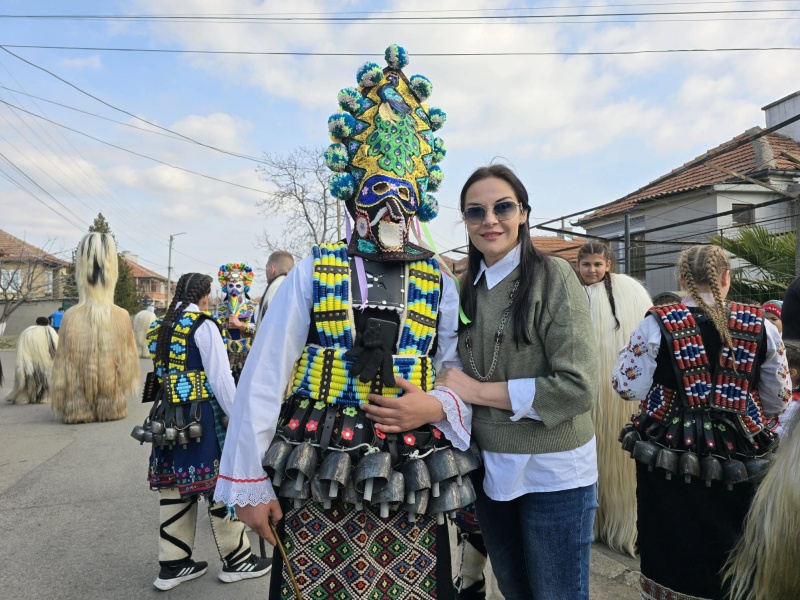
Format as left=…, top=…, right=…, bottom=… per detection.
left=435, top=164, right=599, bottom=600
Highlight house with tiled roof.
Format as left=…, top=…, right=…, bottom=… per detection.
left=445, top=235, right=586, bottom=275
left=578, top=91, right=800, bottom=297
left=0, top=229, right=70, bottom=335
left=121, top=253, right=174, bottom=309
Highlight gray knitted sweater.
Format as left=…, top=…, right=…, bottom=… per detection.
left=458, top=257, right=598, bottom=454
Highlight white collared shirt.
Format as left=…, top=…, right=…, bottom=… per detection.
left=472, top=244, right=597, bottom=500
left=181, top=303, right=236, bottom=418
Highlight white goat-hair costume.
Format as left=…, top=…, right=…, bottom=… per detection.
left=5, top=324, right=58, bottom=404
left=584, top=272, right=652, bottom=557
left=51, top=233, right=140, bottom=423
left=132, top=309, right=157, bottom=359
left=725, top=407, right=800, bottom=600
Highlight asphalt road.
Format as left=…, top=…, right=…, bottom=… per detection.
left=0, top=350, right=640, bottom=600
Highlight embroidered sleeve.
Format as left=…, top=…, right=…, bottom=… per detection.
left=757, top=320, right=793, bottom=415
left=612, top=315, right=661, bottom=401
left=214, top=474, right=278, bottom=506
left=428, top=387, right=471, bottom=450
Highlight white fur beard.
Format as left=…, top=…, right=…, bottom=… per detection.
left=378, top=220, right=404, bottom=250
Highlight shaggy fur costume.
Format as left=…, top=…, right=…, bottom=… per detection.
left=584, top=273, right=652, bottom=557
left=5, top=324, right=58, bottom=404
left=725, top=408, right=800, bottom=600
left=133, top=309, right=157, bottom=359
left=51, top=233, right=140, bottom=423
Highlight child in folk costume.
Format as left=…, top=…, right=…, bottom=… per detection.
left=577, top=242, right=652, bottom=557
left=215, top=45, right=474, bottom=600
left=612, top=244, right=792, bottom=600
left=51, top=233, right=140, bottom=423
left=5, top=319, right=58, bottom=405
left=725, top=338, right=800, bottom=600
left=761, top=299, right=782, bottom=335
left=138, top=273, right=270, bottom=591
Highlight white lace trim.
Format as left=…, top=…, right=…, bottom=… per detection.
left=430, top=387, right=471, bottom=451
left=213, top=477, right=278, bottom=507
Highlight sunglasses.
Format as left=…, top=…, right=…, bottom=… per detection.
left=462, top=200, right=521, bottom=225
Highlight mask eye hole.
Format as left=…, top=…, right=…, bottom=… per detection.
left=397, top=187, right=410, bottom=201
left=372, top=182, right=391, bottom=195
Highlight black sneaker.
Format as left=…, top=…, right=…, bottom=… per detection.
left=153, top=558, right=208, bottom=591
left=218, top=554, right=272, bottom=583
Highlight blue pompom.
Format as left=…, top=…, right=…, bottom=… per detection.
left=329, top=172, right=355, bottom=200
left=428, top=107, right=446, bottom=132
left=427, top=165, right=443, bottom=192
left=328, top=112, right=356, bottom=141
left=357, top=62, right=384, bottom=88
left=324, top=143, right=349, bottom=172
left=432, top=138, right=446, bottom=164
left=337, top=87, right=362, bottom=114
left=409, top=75, right=433, bottom=102
left=384, top=44, right=409, bottom=69
left=417, top=193, right=439, bottom=222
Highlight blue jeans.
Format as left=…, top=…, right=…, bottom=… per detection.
left=474, top=478, right=597, bottom=600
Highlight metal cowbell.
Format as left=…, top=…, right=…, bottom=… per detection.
left=618, top=423, right=636, bottom=443
left=311, top=474, right=333, bottom=510
left=425, top=448, right=459, bottom=497
left=130, top=425, right=147, bottom=444
left=678, top=452, right=700, bottom=483
left=655, top=449, right=679, bottom=480
left=700, top=455, right=723, bottom=487
left=371, top=471, right=405, bottom=518
left=318, top=452, right=352, bottom=500
left=285, top=441, right=319, bottom=492
left=621, top=430, right=640, bottom=454
left=401, top=488, right=430, bottom=523
left=742, top=457, right=771, bottom=483
left=632, top=440, right=660, bottom=471
left=354, top=451, right=392, bottom=503
left=453, top=447, right=481, bottom=485
left=722, top=459, right=748, bottom=491
left=150, top=420, right=166, bottom=435
left=262, top=439, right=293, bottom=487
left=188, top=422, right=202, bottom=442
left=401, top=459, right=431, bottom=507
left=426, top=480, right=462, bottom=525
left=279, top=474, right=311, bottom=510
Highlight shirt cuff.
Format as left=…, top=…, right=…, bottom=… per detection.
left=508, top=378, right=540, bottom=421
left=428, top=387, right=471, bottom=451
left=214, top=474, right=278, bottom=507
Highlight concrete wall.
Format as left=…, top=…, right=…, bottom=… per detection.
left=0, top=299, right=64, bottom=336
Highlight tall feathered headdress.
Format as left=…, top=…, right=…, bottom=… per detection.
left=325, top=44, right=446, bottom=261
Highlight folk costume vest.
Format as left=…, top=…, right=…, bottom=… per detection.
left=136, top=311, right=227, bottom=497
left=620, top=303, right=774, bottom=489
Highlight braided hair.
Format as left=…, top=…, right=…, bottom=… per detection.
left=577, top=242, right=619, bottom=330
left=154, top=273, right=213, bottom=364
left=676, top=245, right=734, bottom=352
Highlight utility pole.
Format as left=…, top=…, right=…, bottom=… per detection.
left=166, top=232, right=186, bottom=306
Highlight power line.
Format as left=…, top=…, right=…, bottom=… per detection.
left=2, top=7, right=800, bottom=21
left=4, top=44, right=800, bottom=56
left=0, top=47, right=266, bottom=164
left=0, top=99, right=272, bottom=196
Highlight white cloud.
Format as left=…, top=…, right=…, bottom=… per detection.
left=60, top=55, right=103, bottom=70
left=170, top=113, right=254, bottom=150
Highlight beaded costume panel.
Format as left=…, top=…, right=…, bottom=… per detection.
left=290, top=242, right=441, bottom=406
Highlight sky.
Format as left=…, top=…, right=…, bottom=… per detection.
left=2, top=0, right=800, bottom=293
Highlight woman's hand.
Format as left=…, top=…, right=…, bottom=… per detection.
left=364, top=378, right=445, bottom=433
left=228, top=315, right=244, bottom=331
left=435, top=368, right=478, bottom=402
left=234, top=501, right=283, bottom=546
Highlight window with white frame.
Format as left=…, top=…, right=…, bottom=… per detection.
left=732, top=203, right=755, bottom=227
left=0, top=269, right=21, bottom=291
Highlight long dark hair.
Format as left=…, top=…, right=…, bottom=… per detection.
left=459, top=164, right=549, bottom=347
left=154, top=273, right=213, bottom=363
left=577, top=242, right=620, bottom=330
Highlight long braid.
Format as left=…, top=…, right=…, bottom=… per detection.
left=578, top=242, right=619, bottom=330
left=153, top=273, right=213, bottom=365
left=678, top=246, right=734, bottom=353
left=602, top=272, right=620, bottom=330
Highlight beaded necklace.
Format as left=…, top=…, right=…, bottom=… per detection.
left=464, top=279, right=520, bottom=382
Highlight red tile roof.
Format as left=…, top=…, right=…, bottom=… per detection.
left=0, top=229, right=69, bottom=266
left=123, top=257, right=167, bottom=281
left=579, top=130, right=800, bottom=225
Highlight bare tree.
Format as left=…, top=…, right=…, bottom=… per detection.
left=256, top=146, right=341, bottom=258
left=0, top=236, right=64, bottom=336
